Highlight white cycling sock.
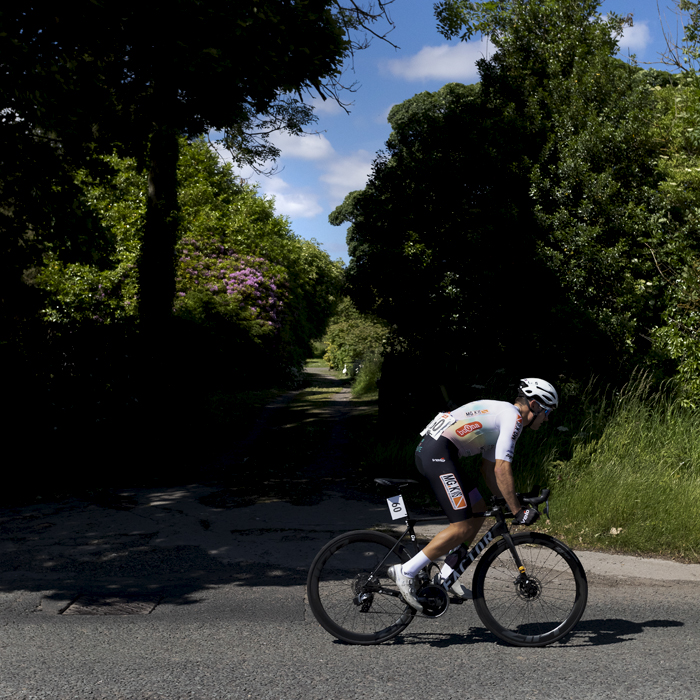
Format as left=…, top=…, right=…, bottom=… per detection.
left=401, top=551, right=432, bottom=579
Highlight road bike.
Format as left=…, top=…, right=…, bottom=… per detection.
left=306, top=478, right=588, bottom=647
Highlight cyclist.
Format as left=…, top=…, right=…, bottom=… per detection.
left=388, top=377, right=558, bottom=612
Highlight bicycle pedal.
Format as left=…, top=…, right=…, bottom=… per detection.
left=449, top=596, right=465, bottom=605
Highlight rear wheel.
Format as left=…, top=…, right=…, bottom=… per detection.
left=306, top=530, right=416, bottom=645
left=472, top=532, right=587, bottom=647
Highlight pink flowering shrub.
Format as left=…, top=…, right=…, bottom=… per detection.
left=174, top=236, right=288, bottom=338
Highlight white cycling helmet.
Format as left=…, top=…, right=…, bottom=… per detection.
left=518, top=378, right=559, bottom=409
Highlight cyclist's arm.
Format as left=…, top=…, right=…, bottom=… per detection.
left=481, top=458, right=520, bottom=515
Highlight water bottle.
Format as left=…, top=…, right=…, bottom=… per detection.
left=444, top=542, right=470, bottom=571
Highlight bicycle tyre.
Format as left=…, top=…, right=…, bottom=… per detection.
left=472, top=532, right=587, bottom=647
left=306, top=530, right=416, bottom=645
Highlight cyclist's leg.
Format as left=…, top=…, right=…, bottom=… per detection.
left=402, top=437, right=484, bottom=576
left=388, top=438, right=483, bottom=609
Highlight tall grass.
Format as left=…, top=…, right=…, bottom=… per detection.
left=538, top=375, right=700, bottom=561
left=351, top=351, right=382, bottom=399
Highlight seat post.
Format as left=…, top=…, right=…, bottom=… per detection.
left=398, top=482, right=414, bottom=520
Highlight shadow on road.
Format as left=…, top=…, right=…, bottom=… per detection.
left=557, top=617, right=685, bottom=646
left=0, top=366, right=388, bottom=607
left=351, top=618, right=686, bottom=649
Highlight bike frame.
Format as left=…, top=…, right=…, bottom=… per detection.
left=367, top=504, right=527, bottom=600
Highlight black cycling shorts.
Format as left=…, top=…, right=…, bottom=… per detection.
left=415, top=435, right=482, bottom=523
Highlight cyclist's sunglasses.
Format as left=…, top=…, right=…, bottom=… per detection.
left=536, top=402, right=553, bottom=417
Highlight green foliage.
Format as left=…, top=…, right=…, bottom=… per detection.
left=351, top=351, right=383, bottom=398
left=541, top=377, right=700, bottom=560
left=434, top=0, right=508, bottom=42
left=34, top=138, right=344, bottom=374
left=335, top=0, right=695, bottom=415
left=336, top=81, right=530, bottom=355
left=644, top=62, right=700, bottom=405
left=528, top=66, right=663, bottom=357
left=478, top=0, right=665, bottom=365
left=0, top=0, right=358, bottom=332
left=653, top=260, right=700, bottom=408
left=34, top=154, right=143, bottom=324
left=177, top=141, right=346, bottom=360
left=322, top=298, right=388, bottom=370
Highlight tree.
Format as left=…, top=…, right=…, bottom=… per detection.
left=34, top=138, right=344, bottom=378
left=332, top=81, right=548, bottom=416
left=657, top=0, right=700, bottom=73
left=335, top=82, right=535, bottom=351
left=440, top=0, right=672, bottom=368
left=322, top=297, right=388, bottom=370
left=645, top=0, right=700, bottom=404
left=1, top=1, right=392, bottom=332
left=435, top=0, right=666, bottom=364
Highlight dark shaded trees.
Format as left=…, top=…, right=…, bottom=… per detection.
left=1, top=1, right=382, bottom=490
left=332, top=0, right=676, bottom=419
left=1, top=0, right=351, bottom=331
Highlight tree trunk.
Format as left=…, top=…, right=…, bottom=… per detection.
left=135, top=121, right=181, bottom=470
left=139, top=124, right=180, bottom=330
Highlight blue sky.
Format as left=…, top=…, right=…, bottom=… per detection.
left=220, top=0, right=685, bottom=264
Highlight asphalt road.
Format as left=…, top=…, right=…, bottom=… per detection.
left=1, top=575, right=699, bottom=699
left=1, top=485, right=699, bottom=700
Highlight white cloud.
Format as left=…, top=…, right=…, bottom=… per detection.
left=383, top=41, right=487, bottom=82
left=618, top=20, right=652, bottom=52
left=208, top=130, right=334, bottom=167
left=259, top=177, right=324, bottom=219
left=320, top=150, right=374, bottom=201
left=209, top=130, right=372, bottom=220
left=269, top=130, right=335, bottom=161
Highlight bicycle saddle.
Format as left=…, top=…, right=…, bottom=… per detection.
left=374, top=478, right=419, bottom=488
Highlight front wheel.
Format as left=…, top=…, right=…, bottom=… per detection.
left=306, top=530, right=416, bottom=645
left=472, top=532, right=588, bottom=647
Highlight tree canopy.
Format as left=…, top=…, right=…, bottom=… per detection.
left=332, top=0, right=700, bottom=414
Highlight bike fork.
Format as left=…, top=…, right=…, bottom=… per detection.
left=502, top=532, right=526, bottom=572
left=492, top=513, right=527, bottom=576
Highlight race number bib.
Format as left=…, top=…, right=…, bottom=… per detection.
left=420, top=412, right=457, bottom=440
left=386, top=495, right=407, bottom=520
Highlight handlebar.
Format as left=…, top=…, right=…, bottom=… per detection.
left=490, top=486, right=550, bottom=509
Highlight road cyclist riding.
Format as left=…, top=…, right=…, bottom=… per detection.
left=306, top=378, right=588, bottom=646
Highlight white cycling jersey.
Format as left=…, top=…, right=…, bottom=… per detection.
left=421, top=400, right=523, bottom=463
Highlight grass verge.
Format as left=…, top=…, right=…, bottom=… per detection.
left=536, top=378, right=700, bottom=562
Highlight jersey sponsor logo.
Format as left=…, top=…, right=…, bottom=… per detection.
left=511, top=415, right=523, bottom=441
left=464, top=409, right=489, bottom=416
left=440, top=473, right=467, bottom=510
left=432, top=458, right=446, bottom=462
left=455, top=421, right=483, bottom=437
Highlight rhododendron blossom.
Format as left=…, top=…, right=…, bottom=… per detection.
left=174, top=236, right=287, bottom=333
